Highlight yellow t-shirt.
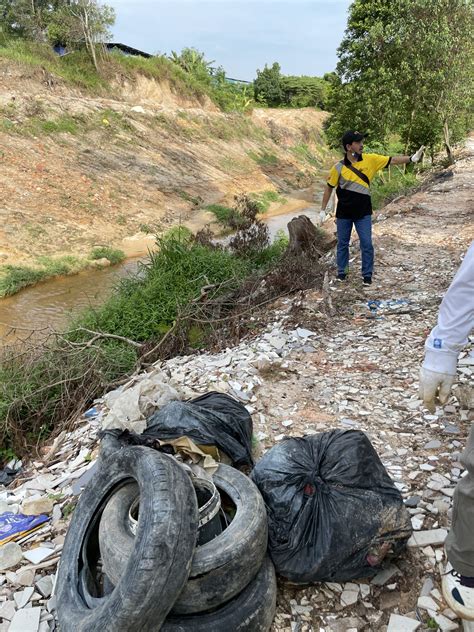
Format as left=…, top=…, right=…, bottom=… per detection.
left=327, top=153, right=391, bottom=219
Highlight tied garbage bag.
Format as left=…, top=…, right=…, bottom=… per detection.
left=145, top=392, right=253, bottom=468
left=251, top=430, right=412, bottom=583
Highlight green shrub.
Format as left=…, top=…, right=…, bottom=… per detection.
left=90, top=247, right=126, bottom=265
left=206, top=204, right=244, bottom=227
left=246, top=229, right=289, bottom=267
left=371, top=168, right=419, bottom=209
left=75, top=232, right=252, bottom=341
left=0, top=227, right=292, bottom=456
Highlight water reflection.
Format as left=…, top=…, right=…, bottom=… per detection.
left=0, top=190, right=327, bottom=345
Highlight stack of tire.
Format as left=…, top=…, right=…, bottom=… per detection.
left=56, top=446, right=276, bottom=632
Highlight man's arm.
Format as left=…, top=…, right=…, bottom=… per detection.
left=391, top=145, right=425, bottom=165
left=391, top=155, right=411, bottom=165
left=321, top=184, right=334, bottom=211
left=420, top=241, right=474, bottom=411
left=424, top=242, right=474, bottom=373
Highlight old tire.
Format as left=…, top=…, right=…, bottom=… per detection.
left=56, top=446, right=198, bottom=632
left=99, top=463, right=268, bottom=614
left=162, top=557, right=277, bottom=632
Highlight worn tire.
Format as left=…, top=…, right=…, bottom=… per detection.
left=99, top=463, right=268, bottom=614
left=162, top=557, right=277, bottom=632
left=56, top=447, right=198, bottom=632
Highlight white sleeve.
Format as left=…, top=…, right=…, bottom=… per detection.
left=423, top=241, right=474, bottom=375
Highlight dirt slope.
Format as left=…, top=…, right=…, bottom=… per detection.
left=0, top=60, right=330, bottom=265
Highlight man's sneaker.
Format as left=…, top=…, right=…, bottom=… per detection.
left=442, top=562, right=474, bottom=620
left=363, top=276, right=372, bottom=286
left=336, top=273, right=347, bottom=282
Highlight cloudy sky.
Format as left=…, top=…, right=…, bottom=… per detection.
left=107, top=0, right=352, bottom=82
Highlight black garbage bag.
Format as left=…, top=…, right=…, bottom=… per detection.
left=251, top=429, right=412, bottom=583
left=143, top=392, right=254, bottom=468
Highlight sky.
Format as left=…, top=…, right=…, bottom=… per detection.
left=107, top=1, right=352, bottom=82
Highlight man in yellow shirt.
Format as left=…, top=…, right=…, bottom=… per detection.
left=321, top=131, right=424, bottom=285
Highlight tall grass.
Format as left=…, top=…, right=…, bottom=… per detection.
left=0, top=229, right=290, bottom=458
left=0, top=250, right=125, bottom=297
left=371, top=168, right=419, bottom=210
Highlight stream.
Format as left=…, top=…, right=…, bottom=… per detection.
left=0, top=190, right=326, bottom=345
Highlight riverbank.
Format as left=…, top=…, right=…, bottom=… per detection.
left=0, top=139, right=472, bottom=631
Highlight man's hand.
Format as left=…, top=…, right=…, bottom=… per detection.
left=410, top=145, right=426, bottom=163
left=419, top=367, right=455, bottom=413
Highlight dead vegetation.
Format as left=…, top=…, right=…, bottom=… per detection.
left=0, top=203, right=334, bottom=459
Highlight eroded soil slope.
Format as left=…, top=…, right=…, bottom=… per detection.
left=0, top=60, right=330, bottom=265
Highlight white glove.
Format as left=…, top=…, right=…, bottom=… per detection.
left=419, top=367, right=455, bottom=413
left=410, top=145, right=425, bottom=163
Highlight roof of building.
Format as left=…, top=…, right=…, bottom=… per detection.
left=106, top=43, right=152, bottom=58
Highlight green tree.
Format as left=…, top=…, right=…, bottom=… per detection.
left=168, top=47, right=214, bottom=85
left=0, top=0, right=115, bottom=70
left=326, top=0, right=474, bottom=160
left=48, top=0, right=115, bottom=70
left=0, top=0, right=62, bottom=40
left=280, top=76, right=327, bottom=108
left=253, top=62, right=283, bottom=106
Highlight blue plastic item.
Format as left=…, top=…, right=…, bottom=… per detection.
left=0, top=512, right=49, bottom=545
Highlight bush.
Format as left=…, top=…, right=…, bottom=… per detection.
left=206, top=204, right=245, bottom=228
left=89, top=246, right=126, bottom=265
left=371, top=168, right=419, bottom=209
left=75, top=233, right=252, bottom=341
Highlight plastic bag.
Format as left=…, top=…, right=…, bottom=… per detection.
left=251, top=430, right=412, bottom=583
left=0, top=512, right=49, bottom=545
left=145, top=392, right=253, bottom=468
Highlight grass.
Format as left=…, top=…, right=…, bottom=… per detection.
left=371, top=167, right=419, bottom=210
left=90, top=247, right=126, bottom=265
left=0, top=226, right=320, bottom=459
left=205, top=204, right=243, bottom=226
left=0, top=37, right=214, bottom=101
left=291, top=143, right=321, bottom=168
left=74, top=231, right=253, bottom=341
left=0, top=38, right=107, bottom=91
left=250, top=190, right=287, bottom=213
left=247, top=150, right=279, bottom=167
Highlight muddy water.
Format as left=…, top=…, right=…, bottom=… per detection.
left=0, top=259, right=142, bottom=344
left=0, top=189, right=326, bottom=344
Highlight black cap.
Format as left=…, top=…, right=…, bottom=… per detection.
left=342, top=130, right=364, bottom=150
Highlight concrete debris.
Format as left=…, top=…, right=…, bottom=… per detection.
left=0, top=543, right=23, bottom=571
left=387, top=614, right=421, bottom=632
left=1, top=146, right=473, bottom=631
left=407, top=529, right=448, bottom=547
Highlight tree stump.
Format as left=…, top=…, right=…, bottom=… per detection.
left=287, top=215, right=329, bottom=256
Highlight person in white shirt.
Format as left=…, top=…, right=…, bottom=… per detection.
left=419, top=240, right=474, bottom=620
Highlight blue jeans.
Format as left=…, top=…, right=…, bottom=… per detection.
left=336, top=215, right=374, bottom=278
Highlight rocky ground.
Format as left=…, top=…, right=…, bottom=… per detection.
left=0, top=139, right=473, bottom=632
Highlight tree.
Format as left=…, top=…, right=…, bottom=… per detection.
left=0, top=0, right=63, bottom=40
left=0, top=0, right=115, bottom=71
left=280, top=76, right=327, bottom=108
left=46, top=0, right=115, bottom=71
left=168, top=47, right=214, bottom=85
left=253, top=62, right=283, bottom=106
left=325, top=0, right=474, bottom=160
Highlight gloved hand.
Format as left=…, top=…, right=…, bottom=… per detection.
left=410, top=145, right=425, bottom=163
left=419, top=367, right=455, bottom=413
